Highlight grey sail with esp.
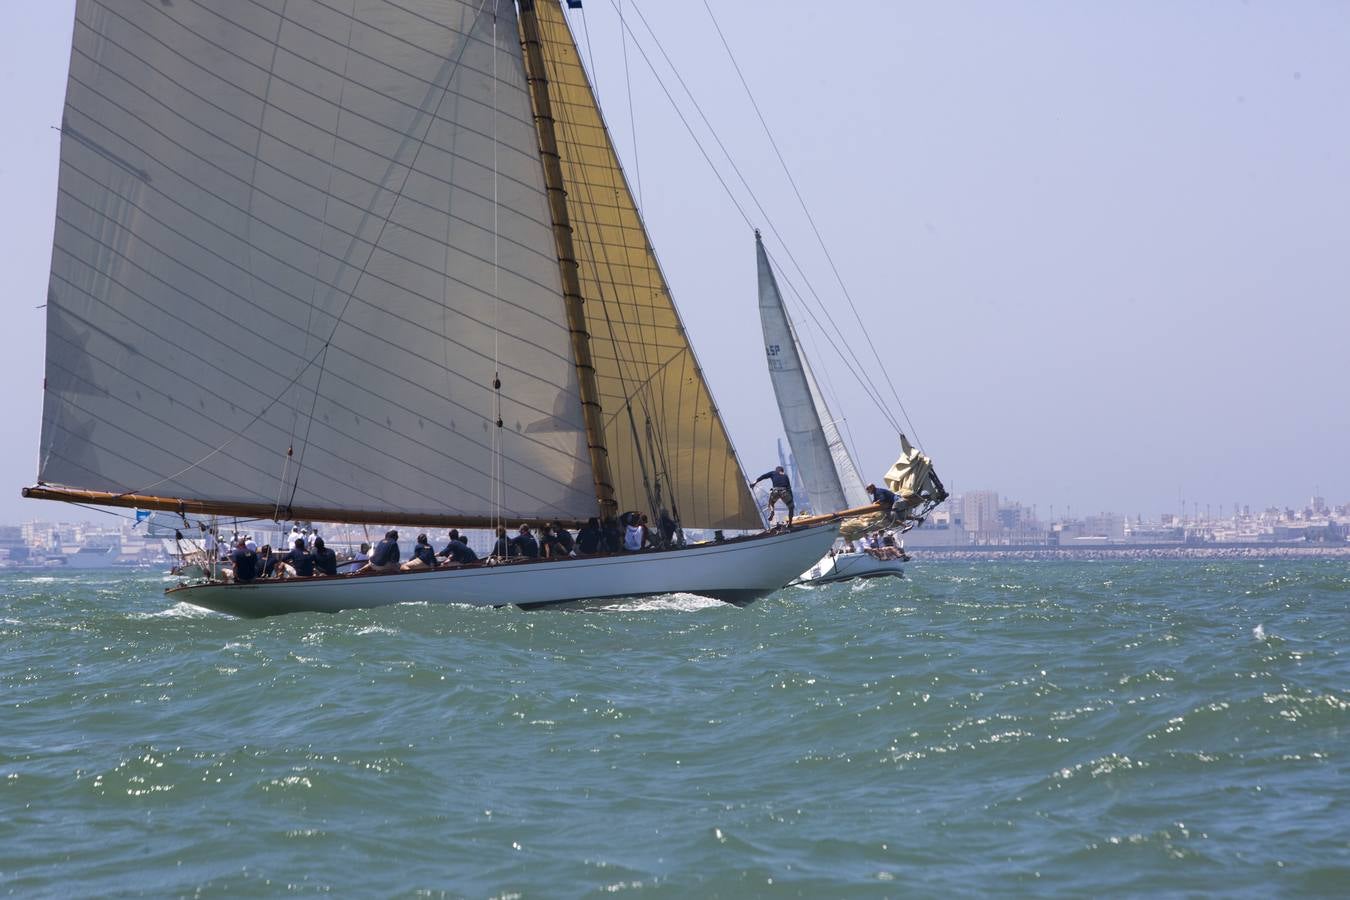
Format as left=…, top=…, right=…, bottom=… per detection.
left=757, top=233, right=868, bottom=514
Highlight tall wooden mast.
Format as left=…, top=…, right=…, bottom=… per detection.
left=517, top=0, right=617, bottom=521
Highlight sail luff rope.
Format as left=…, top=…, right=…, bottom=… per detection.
left=492, top=2, right=503, bottom=536
left=285, top=0, right=359, bottom=519
left=585, top=2, right=665, bottom=521
left=246, top=0, right=301, bottom=510
left=616, top=2, right=674, bottom=515
left=697, top=0, right=924, bottom=450
left=113, top=0, right=493, bottom=505
left=564, top=7, right=662, bottom=521
left=612, top=0, right=664, bottom=504
left=614, top=0, right=905, bottom=439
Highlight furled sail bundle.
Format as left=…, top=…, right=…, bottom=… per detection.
left=31, top=0, right=760, bottom=530
left=883, top=434, right=948, bottom=520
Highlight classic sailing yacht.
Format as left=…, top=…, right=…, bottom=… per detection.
left=756, top=232, right=939, bottom=584
left=23, top=0, right=839, bottom=615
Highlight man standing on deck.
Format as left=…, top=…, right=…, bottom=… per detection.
left=751, top=465, right=795, bottom=526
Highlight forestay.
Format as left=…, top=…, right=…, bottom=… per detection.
left=39, top=0, right=595, bottom=522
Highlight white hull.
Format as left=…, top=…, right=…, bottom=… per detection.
left=168, top=523, right=840, bottom=617
left=797, top=552, right=904, bottom=585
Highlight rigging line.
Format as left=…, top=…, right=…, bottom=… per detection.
left=278, top=0, right=494, bottom=498
left=617, top=0, right=643, bottom=213
left=569, top=12, right=723, bottom=512
left=596, top=0, right=898, bottom=463
left=565, top=10, right=671, bottom=516
left=110, top=0, right=494, bottom=504
left=615, top=0, right=889, bottom=429
left=765, top=246, right=904, bottom=434
left=573, top=4, right=756, bottom=524
left=246, top=0, right=292, bottom=443
left=795, top=302, right=870, bottom=486
left=551, top=86, right=657, bottom=518
left=491, top=3, right=502, bottom=534
left=286, top=0, right=357, bottom=514
left=699, top=0, right=924, bottom=449
left=614, top=2, right=663, bottom=410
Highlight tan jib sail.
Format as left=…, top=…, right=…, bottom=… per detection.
left=523, top=1, right=761, bottom=530
left=36, top=0, right=597, bottom=525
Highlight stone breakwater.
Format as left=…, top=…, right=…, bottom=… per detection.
left=914, top=545, right=1350, bottom=562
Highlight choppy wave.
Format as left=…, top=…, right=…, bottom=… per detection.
left=1, top=560, right=1347, bottom=895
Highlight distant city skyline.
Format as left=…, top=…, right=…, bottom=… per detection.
left=4, top=2, right=1348, bottom=524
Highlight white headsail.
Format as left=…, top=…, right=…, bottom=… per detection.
left=757, top=234, right=868, bottom=514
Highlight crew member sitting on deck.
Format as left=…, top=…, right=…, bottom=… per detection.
left=402, top=533, right=438, bottom=571
left=230, top=538, right=259, bottom=583
left=624, top=515, right=650, bottom=551
left=751, top=465, right=795, bottom=526
left=576, top=517, right=603, bottom=555
left=364, top=530, right=401, bottom=573
left=287, top=538, right=315, bottom=577
left=258, top=544, right=280, bottom=577
left=543, top=522, right=574, bottom=558
left=312, top=537, right=338, bottom=576
left=491, top=526, right=511, bottom=559
left=511, top=524, right=540, bottom=559
left=601, top=516, right=624, bottom=553
left=438, top=531, right=479, bottom=565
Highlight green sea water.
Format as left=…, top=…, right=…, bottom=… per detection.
left=2, top=560, right=1347, bottom=897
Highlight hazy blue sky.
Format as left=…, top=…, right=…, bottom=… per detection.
left=3, top=1, right=1346, bottom=525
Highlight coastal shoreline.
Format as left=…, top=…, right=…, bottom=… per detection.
left=912, top=544, right=1350, bottom=562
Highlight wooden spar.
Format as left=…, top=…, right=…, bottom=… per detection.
left=20, top=485, right=591, bottom=530
left=517, top=0, right=617, bottom=522
left=787, top=503, right=885, bottom=528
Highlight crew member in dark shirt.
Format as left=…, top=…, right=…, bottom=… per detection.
left=491, top=526, right=511, bottom=558
left=409, top=533, right=437, bottom=569
left=230, top=539, right=259, bottom=583
left=288, top=538, right=315, bottom=577
left=576, top=517, right=603, bottom=555
left=543, top=522, right=574, bottom=558
left=439, top=534, right=479, bottom=565
left=601, top=516, right=623, bottom=553
left=312, top=537, right=338, bottom=576
left=866, top=483, right=897, bottom=511
left=751, top=465, right=795, bottom=525
left=366, top=530, right=401, bottom=573
left=511, top=524, right=540, bottom=559
left=259, top=544, right=281, bottom=577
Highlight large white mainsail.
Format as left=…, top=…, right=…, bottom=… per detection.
left=40, top=0, right=595, bottom=523
left=757, top=233, right=868, bottom=514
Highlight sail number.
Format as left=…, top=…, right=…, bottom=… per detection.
left=766, top=344, right=783, bottom=370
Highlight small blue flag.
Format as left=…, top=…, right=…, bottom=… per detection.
left=135, top=510, right=151, bottom=526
